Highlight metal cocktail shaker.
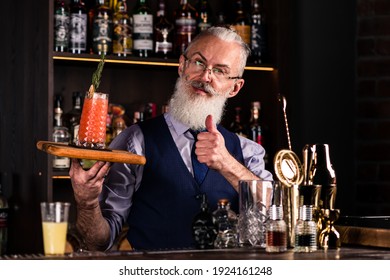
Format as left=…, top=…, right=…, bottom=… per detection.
left=303, top=144, right=337, bottom=210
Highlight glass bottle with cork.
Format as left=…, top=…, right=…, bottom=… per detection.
left=232, top=0, right=251, bottom=45
left=212, top=198, right=238, bottom=248
left=174, top=0, right=198, bottom=57
left=230, top=106, right=247, bottom=137
left=197, top=0, right=213, bottom=33
left=113, top=0, right=132, bottom=57
left=62, top=91, right=83, bottom=145
left=250, top=0, right=268, bottom=64
left=248, top=101, right=263, bottom=145
left=54, top=0, right=70, bottom=52
left=91, top=0, right=113, bottom=55
left=132, top=0, right=154, bottom=58
left=53, top=94, right=71, bottom=170
left=154, top=0, right=174, bottom=59
left=69, top=0, right=88, bottom=54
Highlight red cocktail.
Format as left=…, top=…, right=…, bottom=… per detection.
left=78, top=92, right=109, bottom=149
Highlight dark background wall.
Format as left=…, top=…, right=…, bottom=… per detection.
left=288, top=0, right=356, bottom=215
left=2, top=0, right=390, bottom=254
left=355, top=0, right=390, bottom=215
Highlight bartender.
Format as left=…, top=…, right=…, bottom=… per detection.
left=69, top=26, right=272, bottom=251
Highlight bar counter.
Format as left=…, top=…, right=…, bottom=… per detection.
left=2, top=246, right=390, bottom=260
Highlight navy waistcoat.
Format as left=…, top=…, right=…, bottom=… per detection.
left=127, top=115, right=244, bottom=250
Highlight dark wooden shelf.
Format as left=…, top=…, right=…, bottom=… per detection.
left=52, top=52, right=275, bottom=72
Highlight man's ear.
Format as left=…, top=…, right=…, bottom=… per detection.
left=228, top=79, right=245, bottom=98
left=178, top=55, right=186, bottom=76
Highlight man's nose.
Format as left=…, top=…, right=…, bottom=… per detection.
left=198, top=67, right=212, bottom=82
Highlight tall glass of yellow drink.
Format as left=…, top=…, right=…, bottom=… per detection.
left=40, top=202, right=70, bottom=256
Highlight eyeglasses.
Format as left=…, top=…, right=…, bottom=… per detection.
left=183, top=56, right=241, bottom=81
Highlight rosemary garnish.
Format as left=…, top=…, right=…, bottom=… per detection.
left=88, top=53, right=105, bottom=98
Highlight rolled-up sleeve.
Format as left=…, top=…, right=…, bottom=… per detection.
left=99, top=125, right=145, bottom=248
left=239, top=135, right=273, bottom=181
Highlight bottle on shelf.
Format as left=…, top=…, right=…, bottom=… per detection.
left=144, top=102, right=157, bottom=120
left=0, top=173, right=9, bottom=256
left=53, top=94, right=71, bottom=170
left=112, top=115, right=127, bottom=139
left=229, top=106, right=247, bottom=137
left=212, top=199, right=238, bottom=249
left=91, top=0, right=113, bottom=55
left=62, top=91, right=83, bottom=145
left=232, top=0, right=251, bottom=45
left=132, top=111, right=144, bottom=124
left=154, top=0, right=174, bottom=59
left=192, top=193, right=216, bottom=249
left=250, top=0, right=268, bottom=64
left=266, top=205, right=287, bottom=252
left=174, top=0, right=198, bottom=56
left=69, top=0, right=88, bottom=54
left=248, top=101, right=269, bottom=167
left=54, top=0, right=70, bottom=52
left=113, top=0, right=132, bottom=57
left=248, top=101, right=263, bottom=145
left=294, top=205, right=318, bottom=253
left=132, top=0, right=154, bottom=58
left=197, top=0, right=213, bottom=33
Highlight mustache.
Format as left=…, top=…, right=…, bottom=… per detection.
left=188, top=80, right=220, bottom=96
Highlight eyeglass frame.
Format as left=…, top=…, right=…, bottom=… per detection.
left=183, top=55, right=242, bottom=81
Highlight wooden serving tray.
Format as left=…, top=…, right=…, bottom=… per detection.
left=36, top=141, right=146, bottom=165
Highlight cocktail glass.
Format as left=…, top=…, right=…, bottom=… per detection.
left=40, top=202, right=70, bottom=256
left=78, top=92, right=109, bottom=149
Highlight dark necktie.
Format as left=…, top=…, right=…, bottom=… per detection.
left=189, top=129, right=208, bottom=185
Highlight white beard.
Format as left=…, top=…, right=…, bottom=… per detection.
left=168, top=77, right=231, bottom=131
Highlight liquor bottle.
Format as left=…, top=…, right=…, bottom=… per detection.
left=0, top=173, right=9, bottom=255
left=192, top=193, right=216, bottom=249
left=248, top=101, right=263, bottom=145
left=132, top=111, right=144, bottom=124
left=53, top=94, right=63, bottom=127
left=113, top=0, right=132, bottom=57
left=91, top=0, right=113, bottom=55
left=62, top=91, right=83, bottom=145
left=69, top=0, right=88, bottom=54
left=212, top=199, right=238, bottom=248
left=294, top=205, right=318, bottom=252
left=54, top=0, right=70, bottom=52
left=229, top=107, right=247, bottom=137
left=144, top=102, right=157, bottom=120
left=53, top=95, right=71, bottom=170
left=112, top=115, right=127, bottom=139
left=154, top=0, right=174, bottom=59
left=232, top=0, right=251, bottom=45
left=250, top=0, right=268, bottom=64
left=174, top=0, right=198, bottom=56
left=248, top=101, right=268, bottom=166
left=266, top=205, right=287, bottom=252
left=132, top=0, right=154, bottom=58
left=197, top=0, right=212, bottom=33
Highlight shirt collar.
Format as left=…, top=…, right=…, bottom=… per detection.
left=164, top=112, right=191, bottom=136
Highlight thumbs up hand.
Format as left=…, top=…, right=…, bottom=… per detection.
left=194, top=115, right=230, bottom=171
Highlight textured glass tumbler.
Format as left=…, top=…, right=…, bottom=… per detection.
left=78, top=92, right=109, bottom=149
left=238, top=180, right=274, bottom=247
